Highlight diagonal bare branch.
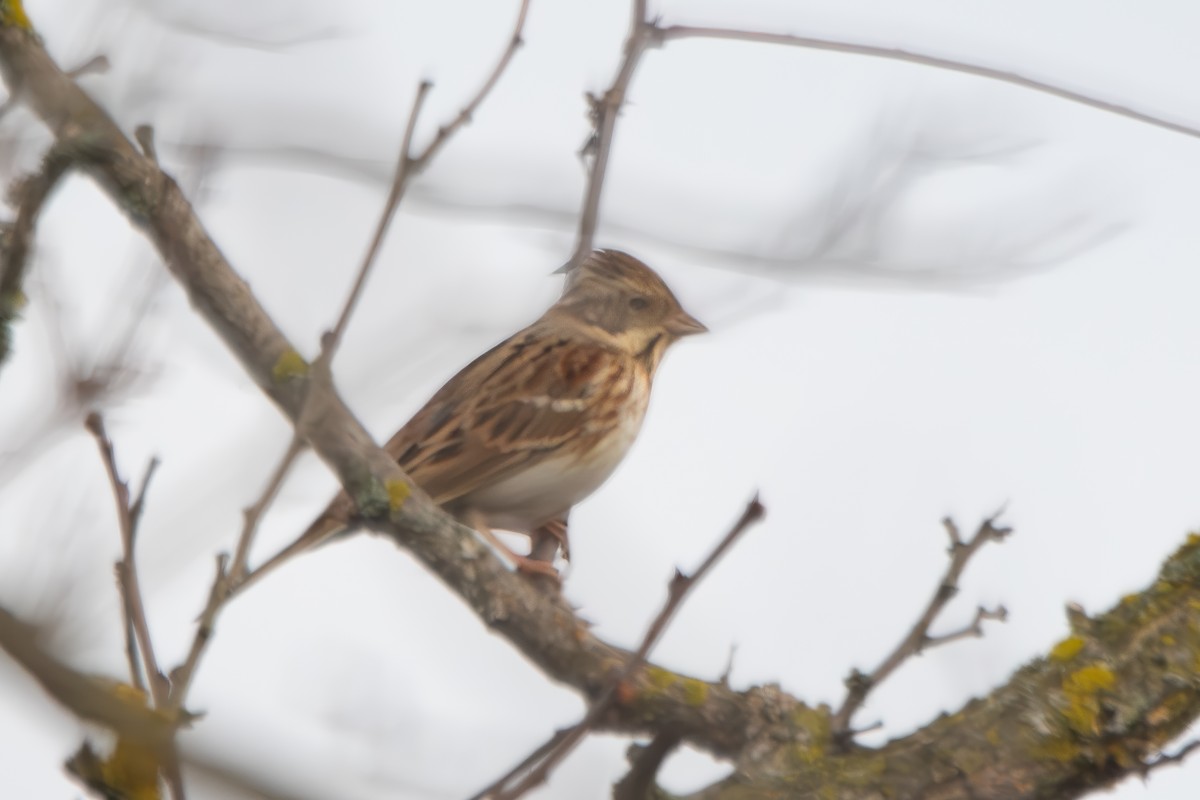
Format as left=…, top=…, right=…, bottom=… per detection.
left=652, top=23, right=1200, bottom=141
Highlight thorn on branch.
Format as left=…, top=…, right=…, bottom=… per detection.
left=718, top=643, right=737, bottom=687
left=66, top=54, right=110, bottom=79
left=1066, top=602, right=1095, bottom=636
left=134, top=125, right=158, bottom=164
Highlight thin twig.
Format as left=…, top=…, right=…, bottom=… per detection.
left=465, top=729, right=573, bottom=800
left=830, top=513, right=1011, bottom=740
left=117, top=457, right=159, bottom=694
left=324, top=0, right=530, bottom=356
left=84, top=413, right=168, bottom=707
left=922, top=604, right=1008, bottom=651
left=228, top=435, right=305, bottom=585
left=1139, top=738, right=1200, bottom=777
left=168, top=435, right=305, bottom=710
left=84, top=415, right=185, bottom=799
left=562, top=0, right=651, bottom=273
left=167, top=554, right=227, bottom=711
left=474, top=495, right=766, bottom=800
left=408, top=0, right=530, bottom=174
left=324, top=80, right=430, bottom=355
left=652, top=24, right=1200, bottom=141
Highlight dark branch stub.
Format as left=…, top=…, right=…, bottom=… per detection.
left=830, top=513, right=1011, bottom=743
left=613, top=731, right=685, bottom=800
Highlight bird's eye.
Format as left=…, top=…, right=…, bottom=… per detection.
left=628, top=296, right=650, bottom=311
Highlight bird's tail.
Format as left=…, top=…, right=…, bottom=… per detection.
left=231, top=510, right=348, bottom=597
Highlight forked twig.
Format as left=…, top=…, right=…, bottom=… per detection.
left=324, top=0, right=531, bottom=356
left=84, top=413, right=167, bottom=706
left=239, top=0, right=531, bottom=593
left=830, top=513, right=1011, bottom=740
left=84, top=414, right=186, bottom=799
left=472, top=496, right=766, bottom=800
left=167, top=435, right=305, bottom=711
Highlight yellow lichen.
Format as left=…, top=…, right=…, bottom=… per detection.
left=680, top=677, right=708, bottom=706
left=788, top=705, right=831, bottom=765
left=1059, top=662, right=1116, bottom=736
left=271, top=349, right=309, bottom=382
left=1049, top=635, right=1086, bottom=662
left=644, top=666, right=676, bottom=691
left=1064, top=663, right=1115, bottom=694
left=1033, top=734, right=1080, bottom=762
left=385, top=479, right=410, bottom=511
left=0, top=1, right=31, bottom=30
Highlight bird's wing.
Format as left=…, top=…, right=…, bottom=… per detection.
left=382, top=324, right=635, bottom=506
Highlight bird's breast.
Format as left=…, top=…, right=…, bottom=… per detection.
left=465, top=367, right=651, bottom=533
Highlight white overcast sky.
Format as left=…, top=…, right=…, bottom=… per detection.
left=2, top=1, right=1200, bottom=798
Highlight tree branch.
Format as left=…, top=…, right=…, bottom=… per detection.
left=84, top=413, right=168, bottom=708
left=0, top=140, right=72, bottom=366
left=562, top=0, right=652, bottom=272
left=831, top=513, right=1010, bottom=740
left=652, top=23, right=1200, bottom=141
left=326, top=0, right=530, bottom=355
left=5, top=9, right=1200, bottom=800
left=475, top=497, right=765, bottom=800
left=167, top=435, right=305, bottom=711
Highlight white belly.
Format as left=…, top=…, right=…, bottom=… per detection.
left=466, top=402, right=645, bottom=533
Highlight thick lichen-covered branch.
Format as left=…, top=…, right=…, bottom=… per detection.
left=674, top=534, right=1200, bottom=800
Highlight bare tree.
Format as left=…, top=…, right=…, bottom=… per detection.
left=1, top=2, right=1199, bottom=799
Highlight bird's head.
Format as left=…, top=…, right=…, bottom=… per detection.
left=554, top=250, right=706, bottom=369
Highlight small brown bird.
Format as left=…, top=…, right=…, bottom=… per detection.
left=241, top=249, right=706, bottom=588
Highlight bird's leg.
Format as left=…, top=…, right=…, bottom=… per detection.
left=530, top=513, right=570, bottom=563
left=464, top=510, right=560, bottom=579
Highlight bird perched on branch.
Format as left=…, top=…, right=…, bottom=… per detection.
left=240, top=249, right=706, bottom=589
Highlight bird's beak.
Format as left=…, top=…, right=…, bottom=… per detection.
left=666, top=309, right=708, bottom=337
